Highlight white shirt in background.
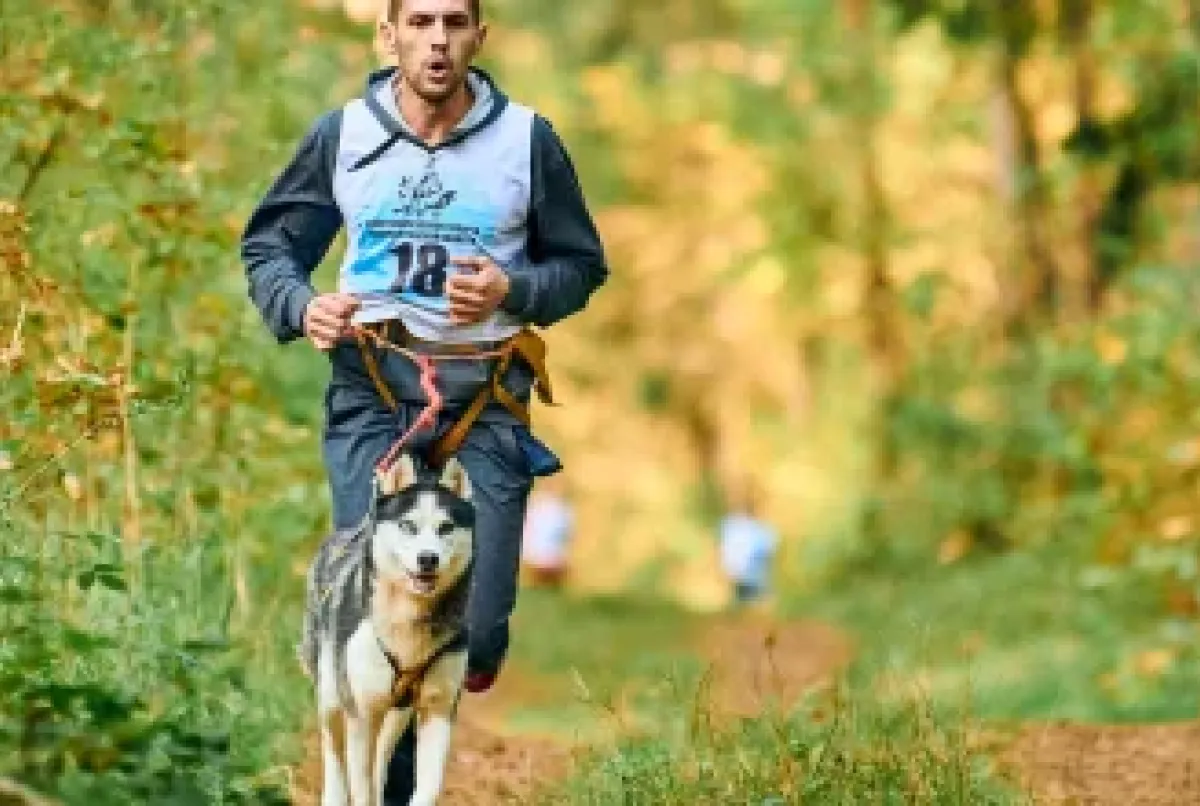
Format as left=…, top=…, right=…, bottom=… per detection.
left=523, top=494, right=573, bottom=570
left=719, top=513, right=777, bottom=588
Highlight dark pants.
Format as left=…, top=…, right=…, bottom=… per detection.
left=733, top=581, right=766, bottom=604
left=321, top=346, right=540, bottom=802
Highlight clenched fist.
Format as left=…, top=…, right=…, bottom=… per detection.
left=303, top=293, right=361, bottom=350
left=447, top=256, right=511, bottom=326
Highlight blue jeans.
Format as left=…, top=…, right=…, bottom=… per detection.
left=734, top=581, right=766, bottom=604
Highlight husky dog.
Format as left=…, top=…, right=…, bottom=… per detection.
left=300, top=454, right=475, bottom=806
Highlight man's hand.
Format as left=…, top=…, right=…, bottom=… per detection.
left=447, top=256, right=510, bottom=326
left=303, top=293, right=361, bottom=350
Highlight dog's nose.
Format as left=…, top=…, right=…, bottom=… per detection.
left=417, top=552, right=439, bottom=573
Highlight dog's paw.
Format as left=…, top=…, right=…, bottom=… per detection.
left=464, top=670, right=496, bottom=694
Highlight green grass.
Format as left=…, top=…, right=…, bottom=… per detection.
left=550, top=691, right=1024, bottom=805
left=795, top=542, right=1200, bottom=723
left=500, top=590, right=1024, bottom=804
left=499, top=590, right=709, bottom=739
left=524, top=534, right=1199, bottom=802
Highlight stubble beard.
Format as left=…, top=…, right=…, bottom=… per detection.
left=398, top=66, right=467, bottom=108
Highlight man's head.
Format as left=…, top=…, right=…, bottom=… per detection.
left=381, top=0, right=486, bottom=105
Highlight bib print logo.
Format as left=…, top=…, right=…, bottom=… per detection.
left=344, top=161, right=499, bottom=325
left=395, top=170, right=456, bottom=217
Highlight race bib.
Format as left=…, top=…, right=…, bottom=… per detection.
left=341, top=168, right=496, bottom=325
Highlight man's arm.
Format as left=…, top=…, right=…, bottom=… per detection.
left=241, top=110, right=344, bottom=344
left=501, top=116, right=609, bottom=327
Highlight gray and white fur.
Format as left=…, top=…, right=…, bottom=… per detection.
left=300, top=454, right=475, bottom=806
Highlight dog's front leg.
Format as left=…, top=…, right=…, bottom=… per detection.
left=345, top=709, right=379, bottom=806
left=374, top=705, right=413, bottom=800
left=409, top=650, right=468, bottom=806
left=320, top=712, right=348, bottom=806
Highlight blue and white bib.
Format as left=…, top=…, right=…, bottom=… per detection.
left=334, top=69, right=532, bottom=344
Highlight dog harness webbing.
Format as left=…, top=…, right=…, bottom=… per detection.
left=377, top=629, right=469, bottom=708
left=352, top=322, right=555, bottom=472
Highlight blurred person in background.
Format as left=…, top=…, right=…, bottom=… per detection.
left=521, top=474, right=574, bottom=589
left=719, top=478, right=778, bottom=607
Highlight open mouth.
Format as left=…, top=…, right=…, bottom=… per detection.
left=426, top=59, right=451, bottom=83
left=407, top=572, right=438, bottom=594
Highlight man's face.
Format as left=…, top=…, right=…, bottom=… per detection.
left=382, top=0, right=485, bottom=105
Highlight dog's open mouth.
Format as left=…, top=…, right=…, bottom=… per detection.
left=407, top=572, right=438, bottom=594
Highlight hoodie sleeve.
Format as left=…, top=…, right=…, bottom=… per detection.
left=501, top=116, right=608, bottom=327
left=241, top=110, right=344, bottom=344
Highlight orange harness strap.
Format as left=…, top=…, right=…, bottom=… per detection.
left=354, top=323, right=555, bottom=469
left=355, top=327, right=400, bottom=412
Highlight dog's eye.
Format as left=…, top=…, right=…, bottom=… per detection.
left=436, top=522, right=455, bottom=538
left=399, top=520, right=418, bottom=535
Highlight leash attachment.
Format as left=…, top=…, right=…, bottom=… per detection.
left=352, top=322, right=556, bottom=476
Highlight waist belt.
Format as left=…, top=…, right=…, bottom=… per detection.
left=354, top=321, right=555, bottom=468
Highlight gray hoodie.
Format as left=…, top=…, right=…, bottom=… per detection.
left=241, top=66, right=607, bottom=403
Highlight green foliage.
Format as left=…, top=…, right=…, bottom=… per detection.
left=0, top=0, right=353, bottom=801
left=874, top=264, right=1200, bottom=568
left=0, top=528, right=296, bottom=804
left=803, top=538, right=1200, bottom=724
left=1, top=0, right=1197, bottom=800
left=553, top=688, right=1021, bottom=805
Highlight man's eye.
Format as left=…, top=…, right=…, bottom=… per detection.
left=436, top=522, right=455, bottom=538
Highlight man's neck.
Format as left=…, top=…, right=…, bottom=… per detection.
left=394, top=74, right=475, bottom=147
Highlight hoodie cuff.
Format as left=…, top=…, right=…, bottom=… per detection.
left=283, top=283, right=317, bottom=342
left=500, top=271, right=533, bottom=319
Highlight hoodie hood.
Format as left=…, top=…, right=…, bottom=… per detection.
left=356, top=66, right=509, bottom=163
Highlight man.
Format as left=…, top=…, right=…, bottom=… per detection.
left=521, top=475, right=574, bottom=589
left=240, top=0, right=607, bottom=800
left=718, top=479, right=778, bottom=607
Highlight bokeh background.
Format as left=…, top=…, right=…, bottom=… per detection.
left=2, top=0, right=1198, bottom=803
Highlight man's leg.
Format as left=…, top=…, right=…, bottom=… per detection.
left=454, top=423, right=534, bottom=682
left=322, top=387, right=405, bottom=531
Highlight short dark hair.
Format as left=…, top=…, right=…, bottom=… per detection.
left=388, top=0, right=481, bottom=22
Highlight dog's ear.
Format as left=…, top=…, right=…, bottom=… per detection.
left=438, top=457, right=472, bottom=500
left=376, top=454, right=419, bottom=496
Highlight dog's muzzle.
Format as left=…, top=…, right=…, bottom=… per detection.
left=417, top=551, right=439, bottom=573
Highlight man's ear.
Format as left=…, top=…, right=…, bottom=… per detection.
left=376, top=16, right=399, bottom=58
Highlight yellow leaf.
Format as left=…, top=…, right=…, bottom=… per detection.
left=1159, top=516, right=1193, bottom=542
left=938, top=531, right=971, bottom=565
left=1135, top=649, right=1174, bottom=679
left=1095, top=332, right=1127, bottom=365
left=63, top=472, right=83, bottom=502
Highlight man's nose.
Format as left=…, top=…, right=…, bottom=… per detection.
left=429, top=21, right=449, bottom=47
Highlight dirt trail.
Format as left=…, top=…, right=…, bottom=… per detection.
left=697, top=614, right=853, bottom=720
left=288, top=614, right=1200, bottom=805
left=288, top=615, right=851, bottom=804
left=289, top=710, right=569, bottom=806
left=1003, top=721, right=1200, bottom=805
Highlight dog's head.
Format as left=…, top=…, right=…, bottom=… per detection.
left=369, top=455, right=474, bottom=598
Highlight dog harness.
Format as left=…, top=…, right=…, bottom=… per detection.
left=353, top=320, right=555, bottom=474
left=377, top=629, right=469, bottom=709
